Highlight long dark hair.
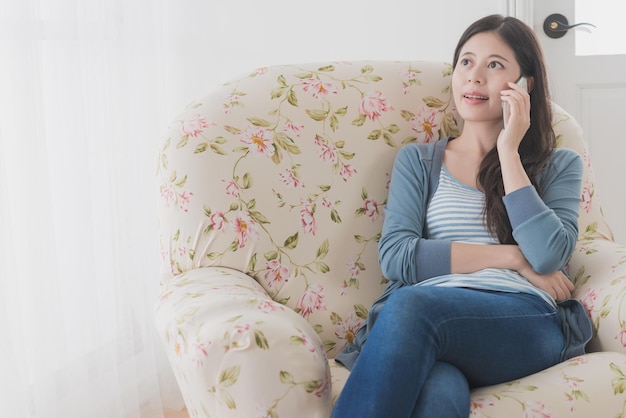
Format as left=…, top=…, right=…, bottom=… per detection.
left=452, top=14, right=556, bottom=244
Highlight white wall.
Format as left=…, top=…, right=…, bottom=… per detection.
left=159, top=0, right=505, bottom=121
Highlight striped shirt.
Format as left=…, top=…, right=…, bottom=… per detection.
left=419, top=164, right=556, bottom=308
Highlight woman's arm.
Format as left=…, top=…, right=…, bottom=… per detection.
left=450, top=241, right=575, bottom=301
left=450, top=242, right=521, bottom=274
left=380, top=143, right=582, bottom=292
left=505, top=150, right=583, bottom=273
left=498, top=82, right=582, bottom=273
left=378, top=144, right=452, bottom=285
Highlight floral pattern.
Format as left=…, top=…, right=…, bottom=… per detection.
left=156, top=61, right=626, bottom=417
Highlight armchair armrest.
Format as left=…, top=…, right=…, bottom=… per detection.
left=570, top=239, right=626, bottom=353
left=155, top=267, right=332, bottom=418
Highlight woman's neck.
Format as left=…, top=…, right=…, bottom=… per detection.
left=453, top=121, right=502, bottom=158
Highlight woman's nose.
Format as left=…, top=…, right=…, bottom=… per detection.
left=467, top=69, right=484, bottom=84
left=468, top=74, right=483, bottom=84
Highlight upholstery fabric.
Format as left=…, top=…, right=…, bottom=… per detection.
left=156, top=60, right=626, bottom=417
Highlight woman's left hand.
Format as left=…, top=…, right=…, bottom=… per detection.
left=517, top=264, right=575, bottom=302
left=497, top=81, right=531, bottom=154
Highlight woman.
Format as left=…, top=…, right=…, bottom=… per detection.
left=332, top=14, right=592, bottom=418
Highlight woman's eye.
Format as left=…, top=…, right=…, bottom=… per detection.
left=488, top=61, right=503, bottom=69
left=461, top=59, right=471, bottom=66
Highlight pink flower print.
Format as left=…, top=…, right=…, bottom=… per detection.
left=296, top=284, right=327, bottom=319
left=582, top=148, right=592, bottom=169
left=255, top=402, right=273, bottom=418
left=322, top=198, right=333, bottom=208
left=294, top=331, right=318, bottom=358
left=314, top=135, right=338, bottom=164
left=279, top=167, right=304, bottom=188
left=234, top=323, right=251, bottom=334
left=339, top=163, right=357, bottom=182
left=359, top=91, right=394, bottom=121
left=363, top=198, right=380, bottom=221
left=566, top=356, right=588, bottom=366
left=257, top=300, right=284, bottom=313
left=470, top=398, right=495, bottom=416
left=209, top=211, right=227, bottom=232
left=159, top=289, right=174, bottom=303
left=160, top=183, right=176, bottom=207
left=179, top=190, right=193, bottom=212
left=161, top=183, right=193, bottom=211
left=346, top=256, right=362, bottom=277
left=263, top=260, right=290, bottom=289
left=233, top=211, right=260, bottom=248
left=191, top=340, right=211, bottom=368
left=255, top=67, right=269, bottom=75
left=224, top=180, right=240, bottom=198
left=523, top=401, right=551, bottom=418
left=239, top=125, right=275, bottom=158
left=181, top=114, right=212, bottom=137
left=564, top=392, right=576, bottom=413
left=580, top=288, right=598, bottom=316
left=560, top=375, right=582, bottom=412
left=580, top=182, right=593, bottom=213
left=301, top=77, right=338, bottom=99
left=334, top=312, right=363, bottom=345
left=561, top=375, right=581, bottom=391
left=616, top=329, right=626, bottom=347
left=314, top=369, right=331, bottom=398
left=283, top=121, right=304, bottom=137
left=404, top=68, right=421, bottom=79
left=300, top=201, right=317, bottom=235
left=223, top=93, right=243, bottom=114
left=169, top=259, right=180, bottom=276
left=411, top=106, right=442, bottom=143
left=401, top=68, right=422, bottom=95
left=339, top=282, right=350, bottom=296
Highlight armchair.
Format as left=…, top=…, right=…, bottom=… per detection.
left=156, top=60, right=626, bottom=417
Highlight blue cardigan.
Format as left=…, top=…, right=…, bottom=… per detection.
left=336, top=138, right=593, bottom=370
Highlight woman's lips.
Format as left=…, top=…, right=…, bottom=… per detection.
left=463, top=92, right=489, bottom=103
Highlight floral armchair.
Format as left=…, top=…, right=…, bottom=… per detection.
left=155, top=60, right=626, bottom=417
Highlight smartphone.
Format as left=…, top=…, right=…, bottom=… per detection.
left=502, top=76, right=528, bottom=128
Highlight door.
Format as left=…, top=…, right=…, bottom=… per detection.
left=528, top=0, right=626, bottom=242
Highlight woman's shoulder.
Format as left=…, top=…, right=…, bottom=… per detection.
left=549, top=147, right=583, bottom=170
left=398, top=138, right=449, bottom=162
left=552, top=146, right=582, bottom=160
left=539, top=147, right=583, bottom=184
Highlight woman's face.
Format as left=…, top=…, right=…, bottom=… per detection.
left=452, top=31, right=523, bottom=125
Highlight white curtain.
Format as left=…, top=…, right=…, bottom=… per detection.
left=0, top=0, right=182, bottom=416
left=0, top=1, right=506, bottom=416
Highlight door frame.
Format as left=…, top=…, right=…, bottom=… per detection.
left=501, top=0, right=534, bottom=23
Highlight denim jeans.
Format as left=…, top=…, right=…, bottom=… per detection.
left=331, top=286, right=565, bottom=418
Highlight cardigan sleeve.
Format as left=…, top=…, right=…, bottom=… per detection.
left=378, top=144, right=451, bottom=285
left=503, top=148, right=583, bottom=273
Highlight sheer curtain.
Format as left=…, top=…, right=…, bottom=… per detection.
left=0, top=0, right=506, bottom=416
left=0, top=0, right=181, bottom=416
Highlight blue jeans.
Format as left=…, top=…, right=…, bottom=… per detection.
left=331, top=286, right=565, bottom=418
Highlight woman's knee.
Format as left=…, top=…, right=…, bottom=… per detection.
left=375, top=287, right=433, bottom=332
left=384, top=286, right=438, bottom=315
left=381, top=286, right=452, bottom=325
